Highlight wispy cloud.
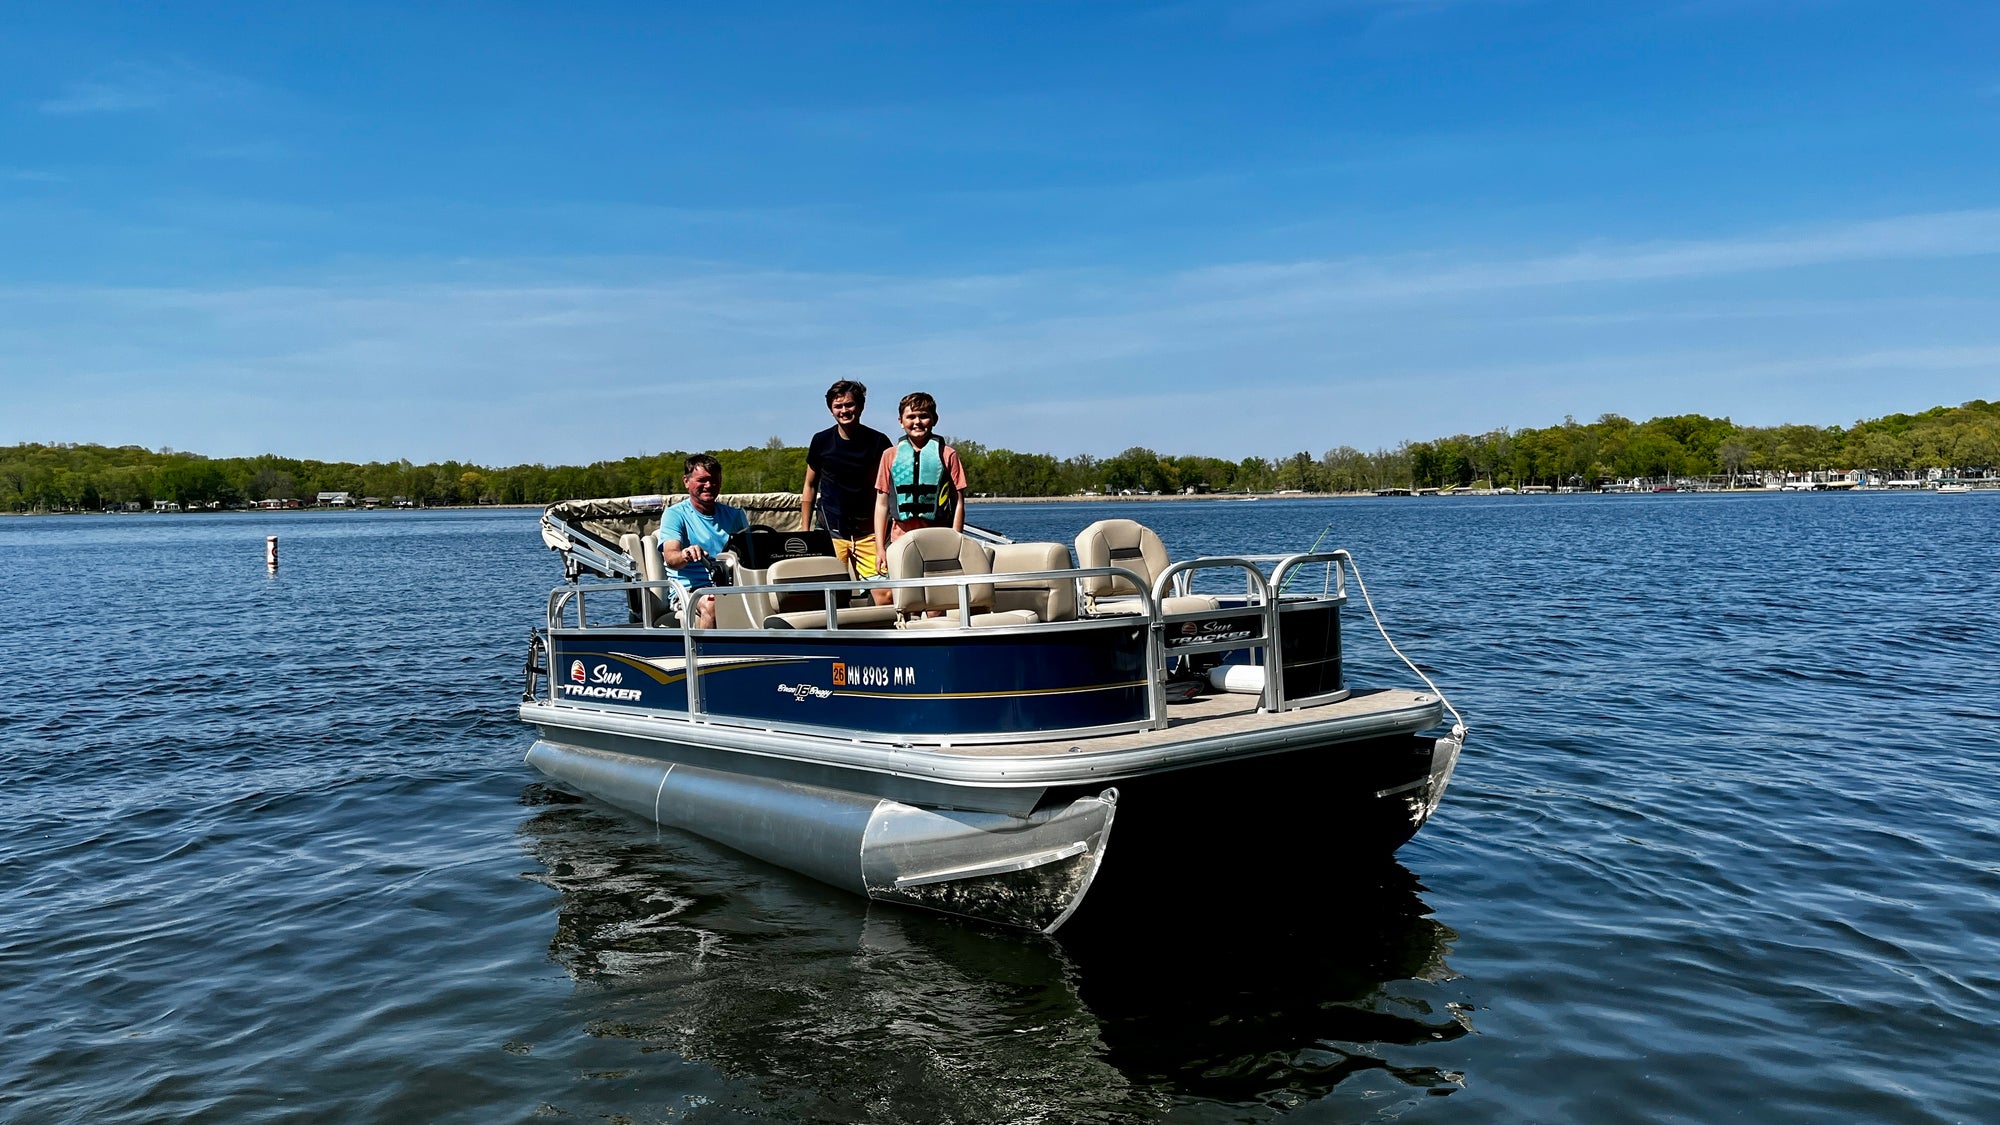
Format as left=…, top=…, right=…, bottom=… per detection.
left=3, top=208, right=1996, bottom=461
left=1171, top=208, right=2000, bottom=309
left=39, top=59, right=256, bottom=115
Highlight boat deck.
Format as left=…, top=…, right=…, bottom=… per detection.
left=523, top=686, right=1445, bottom=792
left=931, top=687, right=1442, bottom=759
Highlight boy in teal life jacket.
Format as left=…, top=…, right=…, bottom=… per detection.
left=872, top=391, right=969, bottom=555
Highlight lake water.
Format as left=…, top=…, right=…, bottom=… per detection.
left=2, top=493, right=1996, bottom=1123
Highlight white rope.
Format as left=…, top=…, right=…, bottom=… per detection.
left=1342, top=554, right=1468, bottom=740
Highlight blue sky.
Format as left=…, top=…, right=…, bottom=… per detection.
left=3, top=1, right=1996, bottom=464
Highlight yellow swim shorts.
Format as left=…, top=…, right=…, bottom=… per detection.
left=832, top=534, right=882, bottom=580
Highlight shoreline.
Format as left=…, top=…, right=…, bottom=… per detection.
left=0, top=492, right=1378, bottom=518
left=6, top=484, right=1989, bottom=518
left=971, top=491, right=1376, bottom=504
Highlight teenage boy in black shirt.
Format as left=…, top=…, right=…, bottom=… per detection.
left=800, top=380, right=894, bottom=590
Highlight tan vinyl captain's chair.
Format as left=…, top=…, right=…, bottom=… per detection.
left=885, top=528, right=1038, bottom=629
left=1073, top=518, right=1220, bottom=616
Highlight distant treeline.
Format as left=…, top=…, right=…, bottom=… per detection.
left=4, top=400, right=1995, bottom=512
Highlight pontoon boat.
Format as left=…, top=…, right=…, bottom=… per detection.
left=521, top=494, right=1467, bottom=932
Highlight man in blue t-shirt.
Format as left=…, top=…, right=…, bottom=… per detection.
left=659, top=454, right=749, bottom=628
left=800, top=380, right=894, bottom=587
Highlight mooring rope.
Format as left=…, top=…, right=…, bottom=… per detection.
left=1341, top=553, right=1468, bottom=741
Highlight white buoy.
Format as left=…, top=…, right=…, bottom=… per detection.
left=1207, top=664, right=1266, bottom=694
left=266, top=536, right=278, bottom=570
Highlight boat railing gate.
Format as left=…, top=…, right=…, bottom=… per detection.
left=544, top=566, right=1165, bottom=735
left=1150, top=551, right=1351, bottom=715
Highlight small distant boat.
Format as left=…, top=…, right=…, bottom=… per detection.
left=1936, top=483, right=1971, bottom=494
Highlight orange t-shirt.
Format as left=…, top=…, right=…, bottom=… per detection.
left=875, top=441, right=968, bottom=540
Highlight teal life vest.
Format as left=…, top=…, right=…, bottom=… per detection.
left=891, top=439, right=955, bottom=524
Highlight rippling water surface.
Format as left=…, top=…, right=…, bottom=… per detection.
left=3, top=494, right=1996, bottom=1122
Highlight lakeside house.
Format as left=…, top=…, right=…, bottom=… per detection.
left=316, top=491, right=355, bottom=507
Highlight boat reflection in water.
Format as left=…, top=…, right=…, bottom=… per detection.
left=518, top=783, right=1471, bottom=1120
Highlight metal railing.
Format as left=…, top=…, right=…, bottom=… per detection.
left=1150, top=557, right=1277, bottom=714
left=546, top=565, right=1152, bottom=632
left=1148, top=550, right=1353, bottom=714
left=543, top=567, right=1162, bottom=736
left=540, top=555, right=1353, bottom=731
left=1269, top=549, right=1350, bottom=602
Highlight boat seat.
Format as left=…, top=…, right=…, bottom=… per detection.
left=1074, top=518, right=1220, bottom=617
left=1088, top=594, right=1218, bottom=617
left=886, top=527, right=1036, bottom=627
left=720, top=529, right=843, bottom=625
left=764, top=606, right=901, bottom=630
left=988, top=541, right=1077, bottom=623
left=621, top=532, right=675, bottom=626
left=760, top=556, right=885, bottom=627
left=899, top=609, right=1039, bottom=630
left=766, top=555, right=859, bottom=614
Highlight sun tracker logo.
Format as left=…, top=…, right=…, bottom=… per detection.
left=1168, top=618, right=1256, bottom=648
left=560, top=660, right=642, bottom=702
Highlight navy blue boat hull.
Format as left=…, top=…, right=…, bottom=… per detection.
left=549, top=622, right=1153, bottom=739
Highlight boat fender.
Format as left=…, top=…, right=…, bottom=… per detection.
left=1208, top=664, right=1266, bottom=694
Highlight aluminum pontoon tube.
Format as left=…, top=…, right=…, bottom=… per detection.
left=525, top=740, right=1118, bottom=931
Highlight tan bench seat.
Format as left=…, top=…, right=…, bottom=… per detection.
left=763, top=606, right=901, bottom=630
left=988, top=541, right=1077, bottom=622
left=898, top=609, right=1040, bottom=629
